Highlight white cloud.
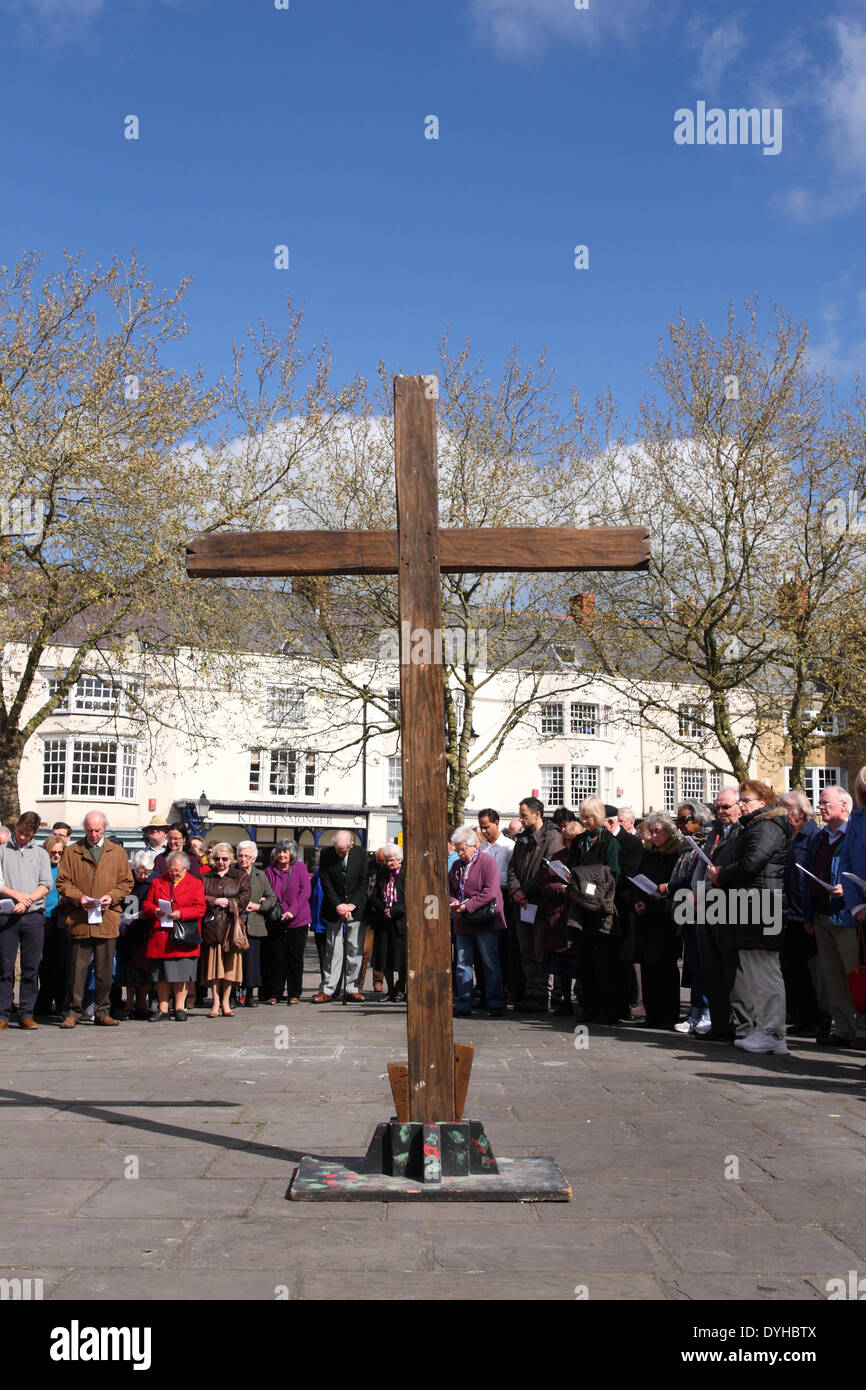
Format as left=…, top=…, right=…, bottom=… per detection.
left=467, top=0, right=664, bottom=59
left=2, top=0, right=200, bottom=41
left=685, top=14, right=746, bottom=91
left=805, top=305, right=866, bottom=379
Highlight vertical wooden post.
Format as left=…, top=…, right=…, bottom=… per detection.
left=394, top=374, right=456, bottom=1124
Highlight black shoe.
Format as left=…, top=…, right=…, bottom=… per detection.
left=174, top=1009, right=187, bottom=1022
left=246, top=998, right=259, bottom=1008
left=488, top=1008, right=504, bottom=1018
left=453, top=1008, right=471, bottom=1018
left=148, top=1010, right=170, bottom=1022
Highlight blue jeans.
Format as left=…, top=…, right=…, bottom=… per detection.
left=455, top=930, right=504, bottom=1013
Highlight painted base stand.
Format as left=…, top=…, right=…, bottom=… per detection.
left=288, top=1119, right=572, bottom=1202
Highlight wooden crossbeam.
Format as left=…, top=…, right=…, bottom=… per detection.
left=186, top=527, right=650, bottom=578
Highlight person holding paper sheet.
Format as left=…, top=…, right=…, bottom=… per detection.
left=667, top=803, right=715, bottom=1036
left=567, top=798, right=621, bottom=1024
left=778, top=790, right=826, bottom=1037
left=631, top=812, right=683, bottom=1029
left=705, top=781, right=791, bottom=1054
left=56, top=810, right=133, bottom=1028
left=0, top=812, right=52, bottom=1031
left=142, top=852, right=206, bottom=1022
left=807, top=784, right=864, bottom=1048
left=507, top=797, right=563, bottom=1012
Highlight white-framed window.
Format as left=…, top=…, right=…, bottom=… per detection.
left=44, top=672, right=142, bottom=715
left=265, top=686, right=306, bottom=725
left=678, top=703, right=702, bottom=739
left=41, top=736, right=138, bottom=801
left=387, top=755, right=402, bottom=804
left=540, top=702, right=564, bottom=735
left=249, top=749, right=262, bottom=794
left=571, top=764, right=599, bottom=804
left=570, top=702, right=599, bottom=737
left=663, top=766, right=678, bottom=813
left=680, top=769, right=706, bottom=805
left=553, top=642, right=575, bottom=663
left=708, top=770, right=723, bottom=802
left=387, top=686, right=401, bottom=721
left=785, top=710, right=848, bottom=737
left=540, top=764, right=565, bottom=806
left=268, top=749, right=317, bottom=799
left=42, top=738, right=67, bottom=797
left=785, top=766, right=848, bottom=803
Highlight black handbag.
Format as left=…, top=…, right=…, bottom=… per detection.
left=462, top=899, right=496, bottom=928
left=171, top=917, right=202, bottom=947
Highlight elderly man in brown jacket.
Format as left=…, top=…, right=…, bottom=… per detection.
left=56, top=809, right=134, bottom=1027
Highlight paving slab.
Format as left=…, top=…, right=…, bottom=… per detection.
left=1, top=949, right=864, bottom=1300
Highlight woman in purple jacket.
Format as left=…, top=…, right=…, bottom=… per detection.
left=448, top=826, right=506, bottom=1018
left=264, top=839, right=312, bottom=1005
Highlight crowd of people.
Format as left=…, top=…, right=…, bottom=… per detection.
left=1, top=773, right=866, bottom=1067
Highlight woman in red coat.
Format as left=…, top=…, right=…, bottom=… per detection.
left=142, top=852, right=206, bottom=1022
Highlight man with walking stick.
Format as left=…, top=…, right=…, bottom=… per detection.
left=312, top=831, right=369, bottom=1004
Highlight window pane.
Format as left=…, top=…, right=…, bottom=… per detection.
left=74, top=677, right=116, bottom=713
left=266, top=687, right=305, bottom=724
left=121, top=743, right=137, bottom=800
left=678, top=704, right=701, bottom=738
left=269, top=749, right=296, bottom=796
left=571, top=765, right=599, bottom=803
left=680, top=769, right=705, bottom=804
left=304, top=753, right=317, bottom=798
left=570, top=702, right=598, bottom=737
left=71, top=740, right=116, bottom=798
left=663, top=767, right=677, bottom=813
left=387, top=755, right=402, bottom=803
left=249, top=749, right=261, bottom=793
left=540, top=702, right=564, bottom=735
left=708, top=770, right=723, bottom=801
left=42, top=739, right=66, bottom=796
left=539, top=764, right=564, bottom=805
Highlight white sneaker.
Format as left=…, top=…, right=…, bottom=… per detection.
left=694, top=1011, right=712, bottom=1037
left=674, top=1017, right=697, bottom=1034
left=739, top=1029, right=788, bottom=1055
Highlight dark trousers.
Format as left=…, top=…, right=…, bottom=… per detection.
left=36, top=919, right=68, bottom=1013
left=242, top=936, right=263, bottom=991
left=781, top=919, right=821, bottom=1025
left=266, top=925, right=308, bottom=999
left=0, top=912, right=45, bottom=1021
left=576, top=929, right=622, bottom=1019
left=696, top=920, right=739, bottom=1035
left=66, top=937, right=116, bottom=1019
left=642, top=961, right=681, bottom=1027
left=314, top=929, right=327, bottom=985
left=505, top=899, right=525, bottom=1001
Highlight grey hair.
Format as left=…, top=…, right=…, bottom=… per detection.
left=384, top=843, right=404, bottom=862
left=643, top=811, right=678, bottom=836
left=236, top=840, right=258, bottom=857
left=451, top=826, right=478, bottom=847
left=166, top=851, right=190, bottom=870
left=131, top=850, right=155, bottom=871
left=617, top=806, right=635, bottom=820
left=272, top=838, right=299, bottom=862
left=779, top=789, right=813, bottom=817
left=83, top=809, right=109, bottom=831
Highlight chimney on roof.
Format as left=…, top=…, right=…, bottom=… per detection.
left=570, top=592, right=596, bottom=621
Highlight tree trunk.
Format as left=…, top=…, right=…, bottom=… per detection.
left=0, top=731, right=25, bottom=826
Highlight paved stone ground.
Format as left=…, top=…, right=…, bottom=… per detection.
left=1, top=946, right=864, bottom=1302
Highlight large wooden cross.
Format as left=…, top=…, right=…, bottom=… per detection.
left=188, top=375, right=649, bottom=1124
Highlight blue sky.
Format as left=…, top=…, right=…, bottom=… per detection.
left=2, top=0, right=865, bottom=422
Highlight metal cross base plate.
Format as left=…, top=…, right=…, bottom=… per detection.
left=288, top=1119, right=572, bottom=1202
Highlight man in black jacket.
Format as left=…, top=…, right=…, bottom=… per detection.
left=698, top=787, right=743, bottom=1038
left=507, top=796, right=563, bottom=1011
left=312, top=831, right=369, bottom=1002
